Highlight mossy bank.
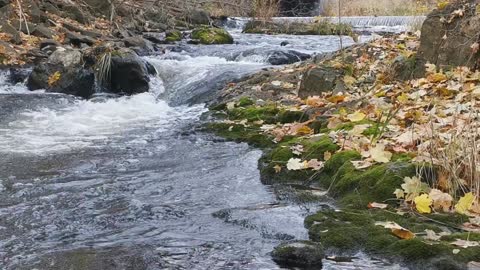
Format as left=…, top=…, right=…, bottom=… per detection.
left=204, top=97, right=480, bottom=269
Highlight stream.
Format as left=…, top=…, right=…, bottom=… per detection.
left=0, top=17, right=416, bottom=270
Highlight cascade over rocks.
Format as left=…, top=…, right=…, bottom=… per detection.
left=416, top=0, right=480, bottom=74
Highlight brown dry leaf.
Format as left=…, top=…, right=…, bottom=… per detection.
left=375, top=221, right=415, bottom=239
left=451, top=239, right=480, bottom=248
left=327, top=95, right=346, bottom=103
left=273, top=165, right=282, bottom=173
left=427, top=73, right=448, bottom=83
left=429, top=189, right=453, bottom=212
left=323, top=151, right=332, bottom=161
left=368, top=202, right=388, bottom=209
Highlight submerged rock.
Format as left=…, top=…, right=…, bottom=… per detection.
left=191, top=27, right=234, bottom=45
left=271, top=241, right=324, bottom=268
left=232, top=49, right=310, bottom=65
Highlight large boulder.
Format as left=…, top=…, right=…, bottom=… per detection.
left=27, top=47, right=153, bottom=98
left=416, top=0, right=480, bottom=74
left=27, top=48, right=95, bottom=98
left=298, top=66, right=345, bottom=98
left=109, top=49, right=152, bottom=95
left=191, top=27, right=234, bottom=45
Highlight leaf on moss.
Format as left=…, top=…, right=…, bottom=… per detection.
left=429, top=189, right=453, bottom=212
left=375, top=221, right=415, bottom=239
left=393, top=189, right=405, bottom=199
left=369, top=143, right=392, bottom=163
left=286, top=158, right=306, bottom=171
left=455, top=192, right=475, bottom=214
left=368, top=202, right=388, bottom=209
left=451, top=239, right=480, bottom=248
left=414, top=194, right=433, bottom=214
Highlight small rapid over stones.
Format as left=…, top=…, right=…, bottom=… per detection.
left=0, top=21, right=409, bottom=270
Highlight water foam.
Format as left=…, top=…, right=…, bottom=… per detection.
left=0, top=92, right=206, bottom=154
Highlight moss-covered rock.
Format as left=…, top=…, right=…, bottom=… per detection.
left=260, top=136, right=339, bottom=184
left=205, top=123, right=274, bottom=149
left=271, top=241, right=324, bottom=268
left=305, top=209, right=479, bottom=270
left=191, top=27, right=233, bottom=45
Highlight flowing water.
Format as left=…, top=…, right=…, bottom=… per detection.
left=0, top=19, right=409, bottom=270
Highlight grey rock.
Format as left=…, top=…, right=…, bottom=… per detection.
left=0, top=22, right=22, bottom=44
left=298, top=66, right=344, bottom=98
left=109, top=49, right=151, bottom=95
left=32, top=24, right=55, bottom=39
left=416, top=1, right=480, bottom=76
left=187, top=9, right=210, bottom=25
left=271, top=241, right=324, bottom=268
left=63, top=5, right=91, bottom=24
left=27, top=48, right=95, bottom=98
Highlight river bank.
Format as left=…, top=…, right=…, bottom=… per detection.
left=205, top=2, right=480, bottom=268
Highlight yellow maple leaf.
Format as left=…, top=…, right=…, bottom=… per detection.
left=414, top=194, right=433, bottom=214
left=347, top=111, right=366, bottom=122
left=48, top=71, right=61, bottom=87
left=455, top=192, right=475, bottom=214
left=369, top=143, right=392, bottom=163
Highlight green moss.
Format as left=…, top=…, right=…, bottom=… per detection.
left=323, top=151, right=361, bottom=175
left=191, top=27, right=234, bottom=45
left=165, top=30, right=182, bottom=42
left=205, top=123, right=274, bottom=148
left=238, top=97, right=254, bottom=107
left=277, top=110, right=308, bottom=124
left=305, top=209, right=480, bottom=268
left=228, top=105, right=280, bottom=123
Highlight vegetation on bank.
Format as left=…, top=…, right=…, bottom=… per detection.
left=205, top=6, right=480, bottom=265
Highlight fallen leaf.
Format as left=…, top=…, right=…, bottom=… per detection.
left=290, top=144, right=304, bottom=155
left=307, top=159, right=324, bottom=170
left=414, top=194, right=433, bottom=214
left=394, top=189, right=405, bottom=199
left=368, top=202, right=389, bottom=209
left=401, top=176, right=430, bottom=201
left=273, top=165, right=282, bottom=173
left=48, top=71, right=61, bottom=87
left=375, top=221, right=415, bottom=239
left=451, top=239, right=480, bottom=248
left=271, top=80, right=282, bottom=86
left=369, top=144, right=392, bottom=163
left=351, top=160, right=373, bottom=169
left=429, top=189, right=453, bottom=212
left=324, top=151, right=332, bottom=161
left=455, top=192, right=475, bottom=214
left=452, top=249, right=460, bottom=254
left=425, top=229, right=441, bottom=241
left=286, top=158, right=307, bottom=171
left=226, top=102, right=236, bottom=110
left=296, top=125, right=313, bottom=136
left=347, top=111, right=366, bottom=122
